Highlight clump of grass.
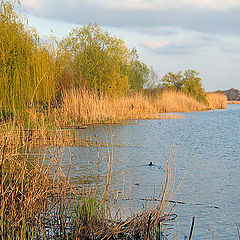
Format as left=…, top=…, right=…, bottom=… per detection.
left=206, top=92, right=227, bottom=109
left=58, top=87, right=156, bottom=124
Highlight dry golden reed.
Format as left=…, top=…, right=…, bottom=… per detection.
left=228, top=101, right=240, bottom=104
left=154, top=90, right=208, bottom=113
left=57, top=88, right=226, bottom=125
left=206, top=92, right=227, bottom=109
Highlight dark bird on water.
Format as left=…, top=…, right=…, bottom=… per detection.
left=148, top=161, right=153, bottom=166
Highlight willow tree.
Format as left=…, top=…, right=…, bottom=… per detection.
left=0, top=1, right=56, bottom=118
left=58, top=24, right=130, bottom=96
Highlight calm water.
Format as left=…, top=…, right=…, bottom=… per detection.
left=60, top=104, right=240, bottom=239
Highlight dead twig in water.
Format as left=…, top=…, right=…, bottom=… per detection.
left=188, top=216, right=195, bottom=240
left=237, top=224, right=240, bottom=240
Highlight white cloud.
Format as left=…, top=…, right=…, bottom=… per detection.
left=90, top=0, right=240, bottom=11
left=141, top=30, right=218, bottom=55
left=21, top=0, right=43, bottom=10
left=230, top=56, right=240, bottom=62
left=143, top=40, right=169, bottom=50
left=92, top=0, right=158, bottom=10
left=181, top=0, right=240, bottom=10
left=19, top=0, right=240, bottom=35
left=142, top=39, right=204, bottom=55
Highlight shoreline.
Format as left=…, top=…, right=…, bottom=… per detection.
left=228, top=100, right=240, bottom=104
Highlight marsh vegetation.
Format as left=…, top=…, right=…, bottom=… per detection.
left=0, top=1, right=231, bottom=239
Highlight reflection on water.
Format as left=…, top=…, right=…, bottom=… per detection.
left=49, top=104, right=240, bottom=239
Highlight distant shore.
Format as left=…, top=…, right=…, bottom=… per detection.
left=228, top=101, right=240, bottom=104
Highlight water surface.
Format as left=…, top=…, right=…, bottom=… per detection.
left=62, top=104, right=240, bottom=239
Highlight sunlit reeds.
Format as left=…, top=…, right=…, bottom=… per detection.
left=155, top=90, right=208, bottom=113
left=0, top=128, right=73, bottom=239
left=228, top=101, right=240, bottom=104
left=206, top=92, right=227, bottom=109
left=58, top=88, right=227, bottom=125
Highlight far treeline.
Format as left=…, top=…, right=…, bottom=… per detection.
left=0, top=1, right=226, bottom=123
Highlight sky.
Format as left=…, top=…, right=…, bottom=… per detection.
left=18, top=0, right=240, bottom=91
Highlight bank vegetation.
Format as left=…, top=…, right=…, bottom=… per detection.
left=0, top=1, right=227, bottom=127
left=0, top=1, right=229, bottom=239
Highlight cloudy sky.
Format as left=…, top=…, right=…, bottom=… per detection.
left=19, top=0, right=240, bottom=91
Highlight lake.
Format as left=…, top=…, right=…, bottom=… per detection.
left=60, top=104, right=240, bottom=239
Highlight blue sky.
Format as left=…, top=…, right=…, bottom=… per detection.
left=18, top=0, right=240, bottom=91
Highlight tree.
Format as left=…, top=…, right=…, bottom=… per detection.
left=182, top=70, right=207, bottom=103
left=0, top=1, right=56, bottom=117
left=161, top=70, right=207, bottom=103
left=148, top=66, right=159, bottom=89
left=127, top=48, right=150, bottom=91
left=58, top=24, right=130, bottom=96
left=162, top=71, right=184, bottom=91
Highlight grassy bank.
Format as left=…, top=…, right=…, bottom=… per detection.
left=0, top=125, right=179, bottom=239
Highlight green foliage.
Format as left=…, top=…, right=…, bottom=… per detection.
left=0, top=1, right=56, bottom=119
left=162, top=71, right=184, bottom=91
left=161, top=69, right=207, bottom=103
left=69, top=193, right=108, bottom=239
left=127, top=47, right=150, bottom=91
left=58, top=23, right=130, bottom=96
left=181, top=70, right=207, bottom=103
left=0, top=2, right=150, bottom=121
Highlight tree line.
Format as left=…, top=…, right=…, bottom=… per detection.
left=0, top=0, right=207, bottom=119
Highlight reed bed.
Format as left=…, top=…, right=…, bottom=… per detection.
left=0, top=129, right=73, bottom=239
left=154, top=90, right=208, bottom=113
left=58, top=89, right=179, bottom=125
left=206, top=92, right=227, bottom=109
left=57, top=88, right=226, bottom=125
left=0, top=124, right=180, bottom=239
